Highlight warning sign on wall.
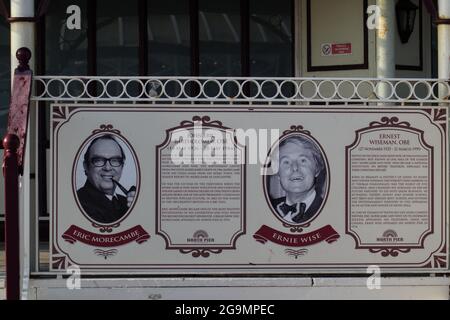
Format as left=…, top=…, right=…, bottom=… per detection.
left=321, top=43, right=352, bottom=56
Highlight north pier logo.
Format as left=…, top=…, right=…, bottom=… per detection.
left=187, top=230, right=215, bottom=243
left=376, top=229, right=404, bottom=242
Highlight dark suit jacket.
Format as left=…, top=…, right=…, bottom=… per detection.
left=77, top=180, right=129, bottom=224
left=271, top=194, right=323, bottom=224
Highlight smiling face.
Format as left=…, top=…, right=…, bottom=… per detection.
left=83, top=138, right=124, bottom=195
left=278, top=141, right=319, bottom=201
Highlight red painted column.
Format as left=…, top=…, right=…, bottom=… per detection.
left=2, top=133, right=20, bottom=300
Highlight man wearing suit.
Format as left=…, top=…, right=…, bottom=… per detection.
left=77, top=134, right=135, bottom=224
left=271, top=135, right=325, bottom=224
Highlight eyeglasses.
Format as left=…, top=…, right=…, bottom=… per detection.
left=90, top=157, right=124, bottom=167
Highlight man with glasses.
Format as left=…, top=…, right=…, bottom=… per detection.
left=77, top=134, right=136, bottom=224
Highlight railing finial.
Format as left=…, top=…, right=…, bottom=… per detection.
left=16, top=47, right=32, bottom=72
left=2, top=133, right=20, bottom=152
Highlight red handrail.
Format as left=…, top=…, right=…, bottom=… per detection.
left=2, top=47, right=32, bottom=300
left=2, top=134, right=20, bottom=300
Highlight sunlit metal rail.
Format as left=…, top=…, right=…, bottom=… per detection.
left=32, top=76, right=450, bottom=105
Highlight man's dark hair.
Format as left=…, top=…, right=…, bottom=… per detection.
left=83, top=134, right=126, bottom=167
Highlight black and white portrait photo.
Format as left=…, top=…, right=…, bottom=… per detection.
left=265, top=133, right=328, bottom=225
left=74, top=133, right=139, bottom=225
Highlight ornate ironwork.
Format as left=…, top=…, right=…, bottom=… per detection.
left=32, top=77, right=450, bottom=105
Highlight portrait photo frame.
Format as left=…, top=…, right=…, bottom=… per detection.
left=263, top=126, right=330, bottom=228
left=72, top=125, right=141, bottom=230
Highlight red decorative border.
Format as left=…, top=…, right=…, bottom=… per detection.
left=71, top=124, right=141, bottom=231
left=62, top=225, right=150, bottom=247
left=94, top=248, right=118, bottom=260
left=51, top=106, right=446, bottom=270
left=155, top=116, right=246, bottom=257
left=422, top=108, right=447, bottom=132
left=254, top=225, right=339, bottom=247
left=52, top=106, right=80, bottom=129
left=345, top=116, right=434, bottom=256
left=51, top=244, right=74, bottom=270
left=179, top=249, right=223, bottom=258
left=262, top=125, right=331, bottom=231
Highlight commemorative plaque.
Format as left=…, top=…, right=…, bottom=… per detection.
left=346, top=117, right=433, bottom=257
left=51, top=105, right=447, bottom=272
left=156, top=116, right=245, bottom=257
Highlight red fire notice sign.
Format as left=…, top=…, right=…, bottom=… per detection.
left=332, top=43, right=352, bottom=55
left=321, top=43, right=352, bottom=56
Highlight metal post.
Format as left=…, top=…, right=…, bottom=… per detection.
left=2, top=134, right=20, bottom=300
left=10, top=0, right=35, bottom=80
left=437, top=0, right=450, bottom=98
left=376, top=0, right=396, bottom=100
left=10, top=0, right=36, bottom=296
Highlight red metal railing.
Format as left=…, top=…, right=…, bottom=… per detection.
left=2, top=134, right=20, bottom=300
left=2, top=47, right=32, bottom=300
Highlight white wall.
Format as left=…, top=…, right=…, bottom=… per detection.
left=299, top=0, right=376, bottom=77
left=297, top=0, right=432, bottom=78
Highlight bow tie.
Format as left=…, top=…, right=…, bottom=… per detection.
left=280, top=202, right=306, bottom=217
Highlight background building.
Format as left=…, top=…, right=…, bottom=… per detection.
left=0, top=0, right=449, bottom=299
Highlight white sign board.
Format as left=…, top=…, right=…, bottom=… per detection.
left=51, top=105, right=448, bottom=272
